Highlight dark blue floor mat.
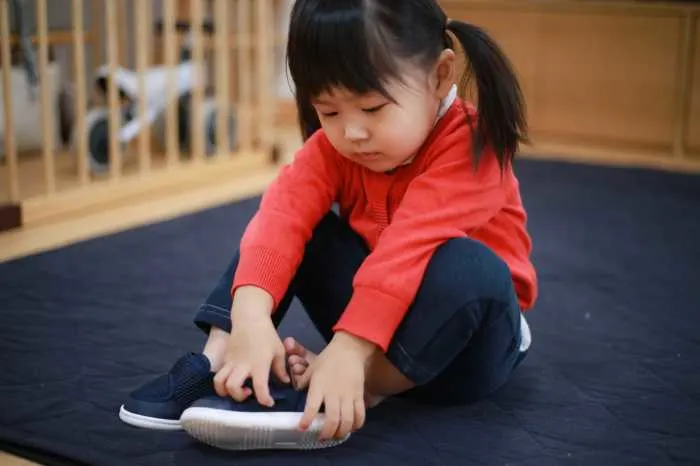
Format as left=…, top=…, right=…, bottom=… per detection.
left=1, top=159, right=699, bottom=465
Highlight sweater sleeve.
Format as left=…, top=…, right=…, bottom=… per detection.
left=232, top=131, right=343, bottom=308
left=332, top=144, right=512, bottom=351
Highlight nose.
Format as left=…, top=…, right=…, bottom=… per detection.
left=344, top=123, right=369, bottom=142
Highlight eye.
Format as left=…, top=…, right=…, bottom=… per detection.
left=363, top=104, right=386, bottom=114
left=319, top=111, right=338, bottom=118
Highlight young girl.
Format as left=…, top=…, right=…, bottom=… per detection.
left=119, top=0, right=537, bottom=451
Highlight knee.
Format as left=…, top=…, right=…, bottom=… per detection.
left=421, top=237, right=514, bottom=304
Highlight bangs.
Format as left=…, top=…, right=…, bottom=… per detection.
left=287, top=0, right=400, bottom=103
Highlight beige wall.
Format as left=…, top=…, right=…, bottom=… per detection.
left=440, top=0, right=699, bottom=164
left=689, top=21, right=700, bottom=156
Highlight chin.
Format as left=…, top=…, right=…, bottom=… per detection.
left=359, top=159, right=399, bottom=173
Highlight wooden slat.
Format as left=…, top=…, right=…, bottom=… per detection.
left=238, top=0, right=253, bottom=151
left=72, top=0, right=89, bottom=185
left=37, top=0, right=56, bottom=194
left=117, top=0, right=129, bottom=67
left=135, top=0, right=152, bottom=173
left=163, top=0, right=179, bottom=167
left=214, top=0, right=231, bottom=157
left=256, top=0, right=273, bottom=152
left=105, top=0, right=122, bottom=180
left=190, top=0, right=206, bottom=162
left=1, top=0, right=19, bottom=201
left=91, top=0, right=104, bottom=76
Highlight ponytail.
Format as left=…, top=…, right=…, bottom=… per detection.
left=446, top=20, right=527, bottom=169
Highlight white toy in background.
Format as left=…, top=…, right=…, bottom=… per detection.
left=80, top=40, right=237, bottom=174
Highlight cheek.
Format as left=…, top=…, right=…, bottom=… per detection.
left=319, top=119, right=345, bottom=147
left=377, top=108, right=434, bottom=153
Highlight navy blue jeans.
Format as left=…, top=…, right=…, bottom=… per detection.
left=194, top=212, right=526, bottom=404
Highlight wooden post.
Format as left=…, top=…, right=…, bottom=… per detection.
left=190, top=0, right=205, bottom=162
left=91, top=0, right=104, bottom=72
left=72, top=0, right=89, bottom=185
left=256, top=0, right=273, bottom=153
left=105, top=0, right=122, bottom=180
left=37, top=0, right=56, bottom=194
left=117, top=0, right=129, bottom=68
left=214, top=0, right=231, bottom=157
left=163, top=0, right=179, bottom=167
left=238, top=0, right=252, bottom=152
left=1, top=0, right=20, bottom=201
left=135, top=0, right=152, bottom=173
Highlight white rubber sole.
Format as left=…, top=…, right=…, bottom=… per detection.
left=181, top=407, right=350, bottom=450
left=118, top=405, right=183, bottom=431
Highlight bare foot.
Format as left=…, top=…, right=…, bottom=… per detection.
left=283, top=337, right=385, bottom=408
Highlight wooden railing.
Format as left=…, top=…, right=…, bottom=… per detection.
left=0, top=0, right=281, bottom=229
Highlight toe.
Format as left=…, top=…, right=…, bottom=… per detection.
left=285, top=338, right=307, bottom=357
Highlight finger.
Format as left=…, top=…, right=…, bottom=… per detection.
left=252, top=366, right=274, bottom=407
left=213, top=364, right=232, bottom=397
left=299, top=385, right=323, bottom=431
left=336, top=398, right=355, bottom=440
left=272, top=352, right=291, bottom=385
left=353, top=398, right=366, bottom=432
left=226, top=366, right=252, bottom=402
left=319, top=396, right=339, bottom=440
left=291, top=363, right=307, bottom=375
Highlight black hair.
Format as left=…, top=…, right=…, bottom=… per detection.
left=286, top=0, right=527, bottom=170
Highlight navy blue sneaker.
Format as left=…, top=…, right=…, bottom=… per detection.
left=181, top=380, right=350, bottom=450
left=119, top=353, right=216, bottom=430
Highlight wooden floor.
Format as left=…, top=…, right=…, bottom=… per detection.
left=0, top=455, right=35, bottom=466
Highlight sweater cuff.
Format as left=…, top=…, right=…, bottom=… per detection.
left=332, top=287, right=409, bottom=352
left=231, top=246, right=296, bottom=310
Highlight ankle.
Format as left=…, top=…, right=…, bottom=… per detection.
left=202, top=327, right=228, bottom=372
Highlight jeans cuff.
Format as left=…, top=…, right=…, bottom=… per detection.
left=385, top=342, right=438, bottom=386
left=194, top=304, right=232, bottom=334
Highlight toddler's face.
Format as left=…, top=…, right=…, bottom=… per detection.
left=311, top=66, right=443, bottom=173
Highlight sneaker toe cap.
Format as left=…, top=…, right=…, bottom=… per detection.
left=123, top=397, right=183, bottom=421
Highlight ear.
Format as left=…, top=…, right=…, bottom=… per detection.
left=432, top=48, right=456, bottom=100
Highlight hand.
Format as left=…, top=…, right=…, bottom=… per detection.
left=213, top=287, right=290, bottom=407
left=297, top=331, right=376, bottom=440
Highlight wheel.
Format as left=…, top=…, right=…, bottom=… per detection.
left=78, top=107, right=128, bottom=174
left=204, top=98, right=237, bottom=155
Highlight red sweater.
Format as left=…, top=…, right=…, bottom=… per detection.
left=233, top=100, right=537, bottom=352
